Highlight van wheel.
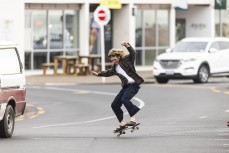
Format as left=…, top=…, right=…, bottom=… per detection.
left=155, top=77, right=169, bottom=84
left=193, top=65, right=209, bottom=83
left=0, top=105, right=15, bottom=138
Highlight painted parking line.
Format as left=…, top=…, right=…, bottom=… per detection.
left=211, top=87, right=221, bottom=93
left=29, top=107, right=45, bottom=119
left=16, top=104, right=45, bottom=121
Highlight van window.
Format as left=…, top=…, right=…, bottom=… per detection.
left=0, top=48, right=21, bottom=75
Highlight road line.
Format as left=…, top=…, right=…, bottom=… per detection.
left=198, top=116, right=208, bottom=119
left=29, top=107, right=45, bottom=119
left=215, top=139, right=229, bottom=141
left=33, top=87, right=145, bottom=129
left=223, top=144, right=229, bottom=146
left=211, top=87, right=221, bottom=93
left=165, top=122, right=176, bottom=125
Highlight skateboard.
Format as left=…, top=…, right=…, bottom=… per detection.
left=114, top=123, right=140, bottom=137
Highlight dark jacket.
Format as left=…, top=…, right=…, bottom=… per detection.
left=98, top=44, right=144, bottom=87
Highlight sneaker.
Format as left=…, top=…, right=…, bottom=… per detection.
left=125, top=121, right=137, bottom=126
left=113, top=125, right=126, bottom=133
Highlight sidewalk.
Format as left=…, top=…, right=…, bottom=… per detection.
left=26, top=70, right=155, bottom=85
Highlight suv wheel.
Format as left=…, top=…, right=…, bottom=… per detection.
left=0, top=105, right=15, bottom=138
left=155, top=77, right=169, bottom=84
left=193, top=65, right=209, bottom=83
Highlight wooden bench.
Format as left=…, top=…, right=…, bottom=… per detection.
left=96, top=63, right=113, bottom=72
left=41, top=63, right=55, bottom=75
left=73, top=64, right=89, bottom=75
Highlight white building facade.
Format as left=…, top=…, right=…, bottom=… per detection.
left=1, top=0, right=228, bottom=70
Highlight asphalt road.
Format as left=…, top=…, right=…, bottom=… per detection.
left=1, top=78, right=229, bottom=153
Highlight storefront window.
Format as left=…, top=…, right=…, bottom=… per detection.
left=33, top=11, right=47, bottom=50
left=135, top=9, right=169, bottom=66
left=33, top=52, right=47, bottom=69
left=136, top=10, right=143, bottom=47
left=64, top=10, right=79, bottom=50
left=25, top=9, right=79, bottom=70
left=215, top=10, right=229, bottom=37
left=145, top=49, right=155, bottom=65
left=157, top=10, right=169, bottom=46
left=144, top=10, right=156, bottom=47
left=49, top=11, right=63, bottom=49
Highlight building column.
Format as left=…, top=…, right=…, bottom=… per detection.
left=113, top=4, right=135, bottom=49
left=79, top=2, right=90, bottom=56
left=170, top=5, right=176, bottom=48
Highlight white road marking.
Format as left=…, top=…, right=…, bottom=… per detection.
left=45, top=83, right=77, bottom=86
left=198, top=116, right=208, bottom=119
left=165, top=122, right=176, bottom=125
left=215, top=139, right=229, bottom=141
left=33, top=86, right=145, bottom=129
left=225, top=109, right=229, bottom=113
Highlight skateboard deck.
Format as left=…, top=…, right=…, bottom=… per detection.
left=114, top=123, right=140, bottom=137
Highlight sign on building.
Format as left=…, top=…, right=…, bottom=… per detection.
left=215, top=0, right=227, bottom=9
left=100, top=0, right=122, bottom=9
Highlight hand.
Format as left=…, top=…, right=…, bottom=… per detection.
left=90, top=71, right=98, bottom=76
left=121, top=41, right=128, bottom=47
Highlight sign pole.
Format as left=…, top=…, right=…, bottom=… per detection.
left=94, top=6, right=111, bottom=84
left=100, top=25, right=106, bottom=83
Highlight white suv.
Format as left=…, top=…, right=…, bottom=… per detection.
left=153, top=37, right=229, bottom=83
left=0, top=42, right=26, bottom=138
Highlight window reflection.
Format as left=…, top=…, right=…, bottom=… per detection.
left=157, top=10, right=169, bottom=46
left=49, top=11, right=63, bottom=49
left=64, top=10, right=79, bottom=49
left=144, top=10, right=156, bottom=47
left=33, top=52, right=47, bottom=69
left=135, top=9, right=169, bottom=66
left=25, top=9, right=79, bottom=70
left=33, top=11, right=47, bottom=49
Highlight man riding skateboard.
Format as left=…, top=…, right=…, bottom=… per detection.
left=90, top=41, right=144, bottom=133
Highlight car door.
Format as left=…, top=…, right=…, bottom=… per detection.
left=207, top=41, right=223, bottom=73
left=219, top=41, right=229, bottom=72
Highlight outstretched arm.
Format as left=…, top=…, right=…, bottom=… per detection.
left=90, top=71, right=98, bottom=76
left=121, top=41, right=135, bottom=62
left=90, top=69, right=115, bottom=77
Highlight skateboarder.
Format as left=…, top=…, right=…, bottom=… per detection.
left=90, top=41, right=144, bottom=133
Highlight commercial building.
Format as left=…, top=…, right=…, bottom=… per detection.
left=0, top=0, right=228, bottom=70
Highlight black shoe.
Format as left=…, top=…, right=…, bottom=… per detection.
left=113, top=125, right=127, bottom=133
left=125, top=121, right=137, bottom=127
left=227, top=121, right=229, bottom=127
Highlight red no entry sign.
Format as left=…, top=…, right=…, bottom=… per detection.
left=98, top=10, right=106, bottom=21
left=94, top=6, right=111, bottom=25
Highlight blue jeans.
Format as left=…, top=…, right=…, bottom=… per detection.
left=111, top=83, right=140, bottom=123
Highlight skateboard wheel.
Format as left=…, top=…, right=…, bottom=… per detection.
left=123, top=131, right=126, bottom=134
left=131, top=130, right=134, bottom=133
left=136, top=127, right=139, bottom=130
left=117, top=134, right=121, bottom=137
